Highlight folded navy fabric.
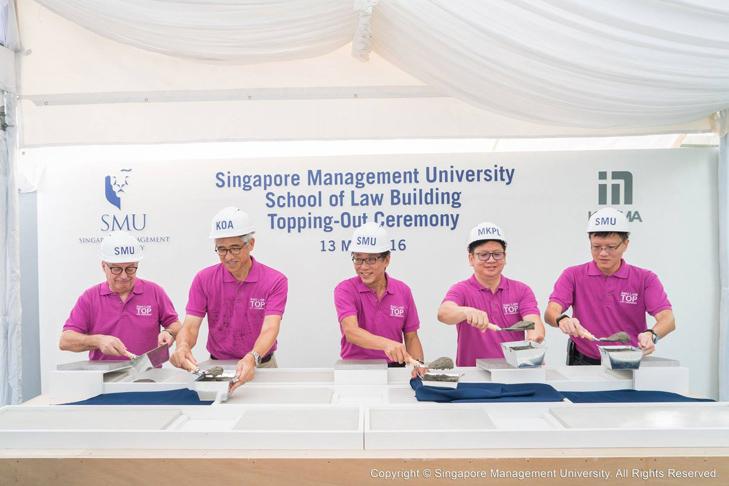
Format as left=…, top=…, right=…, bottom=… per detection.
left=563, top=389, right=714, bottom=403
left=63, top=388, right=214, bottom=405
left=410, top=378, right=564, bottom=403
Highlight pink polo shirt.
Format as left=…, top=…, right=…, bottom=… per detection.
left=334, top=274, right=420, bottom=362
left=63, top=279, right=179, bottom=361
left=549, top=260, right=672, bottom=359
left=185, top=258, right=288, bottom=360
left=443, top=275, right=540, bottom=366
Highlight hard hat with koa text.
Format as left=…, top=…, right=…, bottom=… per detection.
left=209, top=206, right=255, bottom=239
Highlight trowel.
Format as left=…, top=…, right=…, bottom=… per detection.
left=125, top=343, right=170, bottom=381
left=489, top=320, right=535, bottom=332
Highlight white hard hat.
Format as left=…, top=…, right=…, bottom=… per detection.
left=101, top=232, right=143, bottom=263
left=350, top=222, right=390, bottom=253
left=209, top=206, right=255, bottom=239
left=587, top=207, right=629, bottom=233
left=468, top=222, right=506, bottom=245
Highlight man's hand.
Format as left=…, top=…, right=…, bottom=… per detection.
left=170, top=344, right=198, bottom=372
left=157, top=330, right=174, bottom=347
left=95, top=335, right=134, bottom=358
left=637, top=331, right=656, bottom=355
left=229, top=353, right=256, bottom=393
left=383, top=340, right=409, bottom=364
left=462, top=307, right=490, bottom=331
left=558, top=316, right=590, bottom=338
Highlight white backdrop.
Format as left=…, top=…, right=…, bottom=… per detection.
left=36, top=148, right=719, bottom=397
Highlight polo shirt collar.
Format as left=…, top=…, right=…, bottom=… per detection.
left=222, top=257, right=260, bottom=283
left=469, top=274, right=507, bottom=292
left=588, top=259, right=629, bottom=279
left=100, top=279, right=144, bottom=296
left=355, top=272, right=393, bottom=295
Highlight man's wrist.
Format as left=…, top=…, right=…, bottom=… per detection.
left=161, top=328, right=175, bottom=338
left=246, top=350, right=262, bottom=366
left=642, top=329, right=659, bottom=344
left=555, top=314, right=570, bottom=325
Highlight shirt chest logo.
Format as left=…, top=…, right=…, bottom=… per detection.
left=390, top=305, right=405, bottom=318
left=136, top=305, right=152, bottom=316
left=619, top=292, right=639, bottom=305
left=503, top=303, right=519, bottom=315
left=249, top=297, right=266, bottom=310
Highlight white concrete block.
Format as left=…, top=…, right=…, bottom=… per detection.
left=633, top=366, right=690, bottom=395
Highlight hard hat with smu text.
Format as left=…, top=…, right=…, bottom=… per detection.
left=587, top=207, right=629, bottom=233
left=209, top=206, right=255, bottom=239
left=350, top=222, right=390, bottom=253
left=468, top=222, right=506, bottom=246
left=100, top=231, right=143, bottom=263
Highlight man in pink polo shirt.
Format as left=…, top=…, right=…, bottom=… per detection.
left=60, top=232, right=181, bottom=360
left=545, top=208, right=676, bottom=365
left=438, top=222, right=545, bottom=366
left=171, top=207, right=288, bottom=392
left=334, top=223, right=424, bottom=366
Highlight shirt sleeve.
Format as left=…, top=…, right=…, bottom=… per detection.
left=334, top=281, right=359, bottom=322
left=63, top=291, right=92, bottom=334
left=403, top=287, right=420, bottom=332
left=548, top=268, right=575, bottom=310
left=644, top=271, right=672, bottom=316
left=518, top=284, right=540, bottom=317
left=185, top=272, right=208, bottom=318
left=442, top=282, right=466, bottom=306
left=264, top=274, right=288, bottom=316
left=155, top=285, right=179, bottom=327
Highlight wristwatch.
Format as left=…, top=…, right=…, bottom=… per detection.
left=644, top=329, right=658, bottom=344
left=248, top=350, right=262, bottom=366
left=555, top=314, right=570, bottom=325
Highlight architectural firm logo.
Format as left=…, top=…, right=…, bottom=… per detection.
left=105, top=168, right=132, bottom=210
left=592, top=170, right=642, bottom=223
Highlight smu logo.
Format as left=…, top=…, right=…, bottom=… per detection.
left=390, top=305, right=405, bottom=318
left=104, top=169, right=132, bottom=210
left=114, top=245, right=137, bottom=257
left=619, top=292, right=639, bottom=305
left=101, top=169, right=148, bottom=231
left=249, top=298, right=266, bottom=310
left=503, top=303, right=519, bottom=315
left=136, top=305, right=152, bottom=316
left=357, top=236, right=377, bottom=246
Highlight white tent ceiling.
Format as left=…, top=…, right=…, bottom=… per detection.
left=14, top=0, right=728, bottom=148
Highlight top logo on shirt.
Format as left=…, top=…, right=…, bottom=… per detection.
left=619, top=292, right=638, bottom=305
left=503, top=303, right=519, bottom=315
left=250, top=297, right=266, bottom=310
left=390, top=305, right=405, bottom=318
left=136, top=305, right=152, bottom=316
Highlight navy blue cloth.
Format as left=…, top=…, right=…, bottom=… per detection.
left=63, top=388, right=214, bottom=405
left=410, top=378, right=564, bottom=403
left=563, top=389, right=714, bottom=403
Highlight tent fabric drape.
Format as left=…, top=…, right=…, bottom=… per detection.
left=719, top=109, right=729, bottom=401
left=34, top=0, right=355, bottom=62
left=33, top=0, right=729, bottom=130
left=0, top=90, right=21, bottom=406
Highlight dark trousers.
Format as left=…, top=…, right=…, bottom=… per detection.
left=567, top=340, right=601, bottom=366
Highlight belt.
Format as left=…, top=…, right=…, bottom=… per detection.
left=210, top=353, right=273, bottom=363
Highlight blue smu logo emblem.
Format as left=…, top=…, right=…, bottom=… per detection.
left=104, top=169, right=132, bottom=209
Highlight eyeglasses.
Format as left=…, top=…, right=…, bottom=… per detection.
left=352, top=255, right=384, bottom=266
left=215, top=245, right=245, bottom=256
left=106, top=265, right=138, bottom=276
left=474, top=251, right=505, bottom=262
left=590, top=241, right=624, bottom=254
